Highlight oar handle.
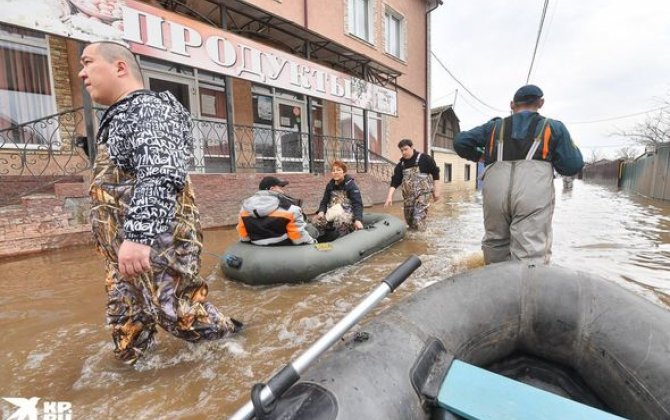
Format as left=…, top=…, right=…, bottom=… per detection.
left=229, top=255, right=422, bottom=420
left=384, top=254, right=421, bottom=291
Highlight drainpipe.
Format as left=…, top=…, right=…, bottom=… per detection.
left=221, top=5, right=237, bottom=172
left=362, top=65, right=369, bottom=173
left=305, top=40, right=314, bottom=173
left=425, top=0, right=442, bottom=153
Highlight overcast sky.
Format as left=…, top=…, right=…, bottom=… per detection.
left=429, top=0, right=670, bottom=159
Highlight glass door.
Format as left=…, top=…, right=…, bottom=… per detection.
left=274, top=99, right=307, bottom=172
left=143, top=72, right=202, bottom=171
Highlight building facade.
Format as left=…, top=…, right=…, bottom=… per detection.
left=430, top=105, right=476, bottom=192
left=0, top=0, right=441, bottom=205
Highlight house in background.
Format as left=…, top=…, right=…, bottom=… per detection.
left=430, top=105, right=475, bottom=191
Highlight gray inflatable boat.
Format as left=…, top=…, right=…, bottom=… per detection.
left=220, top=213, right=406, bottom=285
left=265, top=263, right=670, bottom=419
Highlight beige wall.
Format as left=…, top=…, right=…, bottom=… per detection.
left=184, top=0, right=431, bottom=162
left=241, top=0, right=305, bottom=26
left=386, top=90, right=426, bottom=161
left=307, top=0, right=427, bottom=97
left=433, top=150, right=477, bottom=192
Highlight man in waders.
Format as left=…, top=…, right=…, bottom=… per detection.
left=384, top=139, right=440, bottom=231
left=454, top=85, right=584, bottom=265
left=79, top=41, right=241, bottom=364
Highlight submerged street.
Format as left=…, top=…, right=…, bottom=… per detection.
left=1, top=179, right=668, bottom=418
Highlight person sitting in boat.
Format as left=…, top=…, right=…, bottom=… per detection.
left=237, top=176, right=318, bottom=246
left=313, top=161, right=364, bottom=242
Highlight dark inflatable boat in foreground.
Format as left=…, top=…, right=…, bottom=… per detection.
left=221, top=213, right=406, bottom=285
left=266, top=263, right=670, bottom=419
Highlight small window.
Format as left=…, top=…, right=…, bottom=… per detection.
left=349, top=0, right=373, bottom=43
left=385, top=9, right=403, bottom=58
left=252, top=94, right=273, bottom=125
left=444, top=163, right=452, bottom=183
left=338, top=105, right=364, bottom=141
left=368, top=111, right=382, bottom=155
left=199, top=85, right=226, bottom=119
left=464, top=164, right=471, bottom=181
left=0, top=24, right=56, bottom=147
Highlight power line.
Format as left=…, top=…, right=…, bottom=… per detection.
left=526, top=0, right=550, bottom=83
left=457, top=91, right=496, bottom=118
left=567, top=106, right=668, bottom=125
left=431, top=51, right=507, bottom=113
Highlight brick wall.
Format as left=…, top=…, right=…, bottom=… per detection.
left=0, top=182, right=91, bottom=258
left=0, top=175, right=85, bottom=206
left=0, top=172, right=397, bottom=258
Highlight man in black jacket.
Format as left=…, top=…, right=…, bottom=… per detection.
left=384, top=139, right=440, bottom=231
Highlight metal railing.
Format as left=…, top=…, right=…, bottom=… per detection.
left=190, top=119, right=395, bottom=179
left=0, top=110, right=396, bottom=205
left=0, top=108, right=91, bottom=177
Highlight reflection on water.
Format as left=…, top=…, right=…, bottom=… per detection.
left=0, top=179, right=668, bottom=418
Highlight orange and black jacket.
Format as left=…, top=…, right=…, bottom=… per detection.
left=237, top=191, right=315, bottom=246
left=454, top=111, right=584, bottom=176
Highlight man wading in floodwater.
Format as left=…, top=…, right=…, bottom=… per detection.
left=80, top=41, right=241, bottom=364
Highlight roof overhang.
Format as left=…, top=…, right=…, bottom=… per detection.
left=156, top=0, right=401, bottom=87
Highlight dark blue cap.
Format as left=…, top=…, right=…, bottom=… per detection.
left=513, top=84, right=543, bottom=104
left=259, top=176, right=289, bottom=190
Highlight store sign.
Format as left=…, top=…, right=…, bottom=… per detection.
left=0, top=0, right=397, bottom=115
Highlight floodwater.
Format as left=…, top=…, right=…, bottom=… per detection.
left=1, top=179, right=668, bottom=419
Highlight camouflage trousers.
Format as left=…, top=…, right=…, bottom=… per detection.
left=104, top=253, right=240, bottom=364
left=91, top=144, right=239, bottom=364
left=401, top=168, right=433, bottom=232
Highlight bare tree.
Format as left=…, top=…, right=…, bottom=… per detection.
left=588, top=148, right=604, bottom=164
left=615, top=145, right=640, bottom=161
left=616, top=103, right=670, bottom=148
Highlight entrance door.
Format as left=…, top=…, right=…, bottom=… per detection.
left=143, top=72, right=203, bottom=171
left=274, top=99, right=308, bottom=172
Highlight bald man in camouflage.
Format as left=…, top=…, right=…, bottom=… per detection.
left=79, top=41, right=241, bottom=364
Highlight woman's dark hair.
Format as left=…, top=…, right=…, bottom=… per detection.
left=398, top=138, right=413, bottom=148
left=331, top=160, right=347, bottom=173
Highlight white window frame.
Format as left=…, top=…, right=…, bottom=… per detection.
left=384, top=7, right=405, bottom=60
left=0, top=29, right=58, bottom=150
left=348, top=0, right=375, bottom=44
left=444, top=163, right=452, bottom=183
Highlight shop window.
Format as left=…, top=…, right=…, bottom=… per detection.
left=252, top=93, right=273, bottom=126
left=0, top=24, right=56, bottom=146
left=198, top=85, right=229, bottom=172
left=148, top=78, right=191, bottom=110
left=339, top=105, right=364, bottom=140
left=311, top=102, right=325, bottom=173
left=385, top=8, right=404, bottom=59
left=368, top=111, right=382, bottom=156
left=464, top=164, right=471, bottom=181
left=199, top=86, right=226, bottom=120
left=348, top=0, right=374, bottom=43
left=444, top=163, right=452, bottom=183
left=140, top=56, right=194, bottom=76
left=252, top=93, right=274, bottom=161
left=339, top=105, right=383, bottom=161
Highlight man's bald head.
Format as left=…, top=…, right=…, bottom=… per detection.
left=79, top=41, right=145, bottom=105
left=92, top=42, right=143, bottom=82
